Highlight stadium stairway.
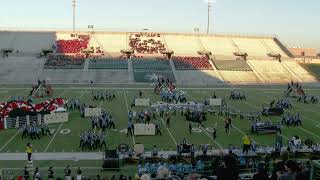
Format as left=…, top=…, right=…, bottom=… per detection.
left=218, top=71, right=260, bottom=84
left=169, top=59, right=179, bottom=82
left=128, top=59, right=134, bottom=83
left=247, top=60, right=293, bottom=83
left=245, top=60, right=266, bottom=83
left=83, top=59, right=90, bottom=72
left=208, top=59, right=225, bottom=82
left=280, top=61, right=302, bottom=82
left=282, top=60, right=318, bottom=82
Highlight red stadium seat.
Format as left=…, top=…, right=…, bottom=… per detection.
left=56, top=36, right=90, bottom=53
left=172, top=56, right=213, bottom=70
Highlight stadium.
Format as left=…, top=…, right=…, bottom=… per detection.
left=0, top=0, right=320, bottom=179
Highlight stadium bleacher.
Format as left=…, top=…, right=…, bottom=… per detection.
left=0, top=31, right=318, bottom=84
left=175, top=70, right=223, bottom=85
left=164, top=35, right=202, bottom=55
left=219, top=71, right=260, bottom=83
left=87, top=33, right=127, bottom=56
left=213, top=60, right=252, bottom=71
left=200, top=36, right=237, bottom=57
left=89, top=58, right=128, bottom=69
left=44, top=54, right=85, bottom=69
left=282, top=61, right=318, bottom=82
left=133, top=69, right=176, bottom=83
left=232, top=38, right=270, bottom=57
left=129, top=33, right=166, bottom=54
left=247, top=60, right=294, bottom=82
left=262, top=39, right=289, bottom=58
left=172, top=56, right=213, bottom=70
left=131, top=58, right=171, bottom=70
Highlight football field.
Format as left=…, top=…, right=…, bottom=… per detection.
left=1, top=85, right=320, bottom=155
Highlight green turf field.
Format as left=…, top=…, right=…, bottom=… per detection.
left=0, top=86, right=320, bottom=155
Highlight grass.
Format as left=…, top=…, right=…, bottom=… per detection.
left=0, top=86, right=320, bottom=168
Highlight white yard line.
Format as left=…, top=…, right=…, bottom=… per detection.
left=186, top=93, right=235, bottom=147
left=135, top=90, right=178, bottom=146
left=44, top=123, right=63, bottom=152
left=200, top=126, right=224, bottom=150
left=298, top=127, right=320, bottom=140
left=244, top=90, right=318, bottom=140
left=78, top=90, right=87, bottom=99
left=230, top=98, right=291, bottom=141
left=123, top=88, right=135, bottom=145
left=0, top=129, right=21, bottom=152
left=159, top=116, right=177, bottom=145
left=278, top=133, right=289, bottom=141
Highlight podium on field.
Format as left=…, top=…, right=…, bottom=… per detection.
left=208, top=98, right=222, bottom=106
left=135, top=98, right=150, bottom=107
left=134, top=124, right=155, bottom=136
left=84, top=108, right=102, bottom=117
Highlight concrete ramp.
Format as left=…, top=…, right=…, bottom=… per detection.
left=175, top=70, right=223, bottom=86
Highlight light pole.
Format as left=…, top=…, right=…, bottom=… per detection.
left=207, top=0, right=216, bottom=34
left=72, top=0, right=76, bottom=32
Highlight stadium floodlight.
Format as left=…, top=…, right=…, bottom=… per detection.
left=72, top=0, right=76, bottom=32
left=207, top=0, right=217, bottom=34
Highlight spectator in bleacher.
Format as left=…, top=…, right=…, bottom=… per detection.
left=64, top=165, right=72, bottom=180
left=253, top=164, right=269, bottom=180
left=23, top=166, right=30, bottom=180
left=270, top=161, right=285, bottom=180
left=140, top=174, right=151, bottom=180
left=76, top=167, right=82, bottom=180
left=216, top=160, right=235, bottom=180
left=279, top=160, right=297, bottom=180
left=33, top=167, right=41, bottom=180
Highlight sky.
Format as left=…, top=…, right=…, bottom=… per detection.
left=0, top=0, right=319, bottom=52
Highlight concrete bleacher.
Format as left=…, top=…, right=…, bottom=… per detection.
left=175, top=70, right=223, bottom=85
left=133, top=69, right=175, bottom=83
left=219, top=71, right=260, bottom=83
left=247, top=60, right=294, bottom=82
left=89, top=33, right=128, bottom=54
left=0, top=31, right=55, bottom=54
left=0, top=57, right=45, bottom=83
left=262, top=39, right=289, bottom=58
left=232, top=38, right=270, bottom=57
left=200, top=36, right=237, bottom=57
left=282, top=61, right=317, bottom=82
left=40, top=69, right=129, bottom=83
left=164, top=35, right=202, bottom=55
left=88, top=58, right=128, bottom=69
left=131, top=58, right=171, bottom=70
left=213, top=60, right=252, bottom=71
